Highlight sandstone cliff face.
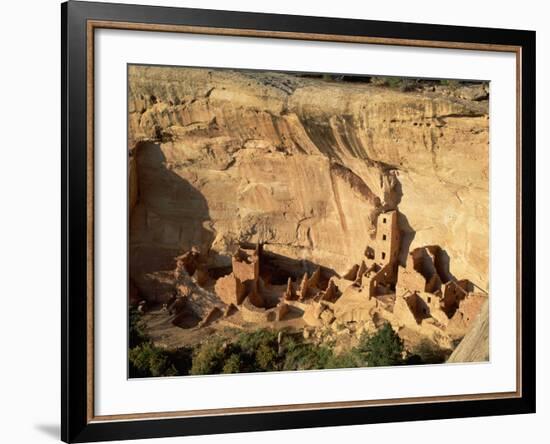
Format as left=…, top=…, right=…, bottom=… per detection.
left=128, top=66, right=489, bottom=299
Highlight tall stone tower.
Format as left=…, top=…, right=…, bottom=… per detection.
left=374, top=210, right=401, bottom=266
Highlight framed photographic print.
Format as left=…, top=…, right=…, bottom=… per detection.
left=61, top=1, right=536, bottom=442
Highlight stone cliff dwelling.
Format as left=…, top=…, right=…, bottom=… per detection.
left=140, top=208, right=487, bottom=351
left=127, top=67, right=491, bottom=360
left=128, top=66, right=490, bottom=358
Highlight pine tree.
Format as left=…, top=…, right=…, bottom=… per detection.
left=359, top=323, right=405, bottom=367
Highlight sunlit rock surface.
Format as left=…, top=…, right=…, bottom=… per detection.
left=128, top=66, right=489, bottom=301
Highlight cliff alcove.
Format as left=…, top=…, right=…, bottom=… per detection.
left=127, top=66, right=489, bottom=365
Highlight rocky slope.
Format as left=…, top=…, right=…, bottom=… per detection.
left=128, top=66, right=489, bottom=301
left=447, top=299, right=489, bottom=362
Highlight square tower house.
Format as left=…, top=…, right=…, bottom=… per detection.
left=375, top=210, right=400, bottom=265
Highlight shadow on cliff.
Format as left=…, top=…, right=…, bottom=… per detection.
left=238, top=241, right=337, bottom=288
left=261, top=250, right=337, bottom=289
left=378, top=171, right=417, bottom=268
left=434, top=248, right=455, bottom=283
left=386, top=174, right=473, bottom=291
left=130, top=141, right=214, bottom=301
left=383, top=172, right=470, bottom=290
left=397, top=212, right=416, bottom=267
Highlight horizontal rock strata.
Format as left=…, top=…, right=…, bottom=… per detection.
left=128, top=66, right=489, bottom=302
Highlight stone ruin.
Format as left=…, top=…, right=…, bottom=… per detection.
left=212, top=243, right=338, bottom=324
left=144, top=209, right=486, bottom=350
left=326, top=210, right=488, bottom=347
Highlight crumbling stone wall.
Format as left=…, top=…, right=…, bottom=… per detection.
left=370, top=262, right=398, bottom=297
left=299, top=272, right=310, bottom=300
left=396, top=252, right=426, bottom=294
left=232, top=259, right=257, bottom=282
left=232, top=248, right=259, bottom=283
left=416, top=291, right=448, bottom=325
left=174, top=247, right=202, bottom=280
left=214, top=273, right=246, bottom=305
left=393, top=294, right=420, bottom=328
left=442, top=279, right=471, bottom=315
left=425, top=273, right=442, bottom=294
left=411, top=247, right=437, bottom=278
left=198, top=306, right=222, bottom=328
left=308, top=267, right=321, bottom=289
left=240, top=298, right=273, bottom=323
left=342, top=263, right=359, bottom=281
left=321, top=279, right=339, bottom=302
left=283, top=277, right=297, bottom=300
left=276, top=302, right=289, bottom=321
left=448, top=293, right=487, bottom=336
left=405, top=292, right=428, bottom=322
left=247, top=281, right=265, bottom=308
left=397, top=246, right=447, bottom=295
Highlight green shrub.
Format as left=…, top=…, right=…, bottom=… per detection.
left=255, top=343, right=278, bottom=371
left=129, top=321, right=413, bottom=378
left=128, top=307, right=193, bottom=378
left=234, top=329, right=281, bottom=372
left=129, top=308, right=147, bottom=348
left=282, top=340, right=333, bottom=371
left=358, top=323, right=405, bottom=367
left=129, top=342, right=178, bottom=378
left=190, top=339, right=227, bottom=375
left=326, top=348, right=365, bottom=369
left=408, top=339, right=451, bottom=365
left=236, top=329, right=278, bottom=353
left=188, top=330, right=282, bottom=375
left=222, top=353, right=243, bottom=374
left=168, top=347, right=194, bottom=375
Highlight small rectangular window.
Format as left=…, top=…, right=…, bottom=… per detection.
left=383, top=218, right=387, bottom=223
left=381, top=252, right=386, bottom=260
left=382, top=234, right=387, bottom=241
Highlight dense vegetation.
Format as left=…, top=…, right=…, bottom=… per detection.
left=128, top=308, right=193, bottom=378
left=129, top=309, right=448, bottom=378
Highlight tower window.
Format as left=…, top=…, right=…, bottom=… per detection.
left=383, top=218, right=387, bottom=223
left=381, top=252, right=386, bottom=260
left=382, top=234, right=387, bottom=241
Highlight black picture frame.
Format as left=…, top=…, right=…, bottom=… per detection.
left=62, top=1, right=536, bottom=442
